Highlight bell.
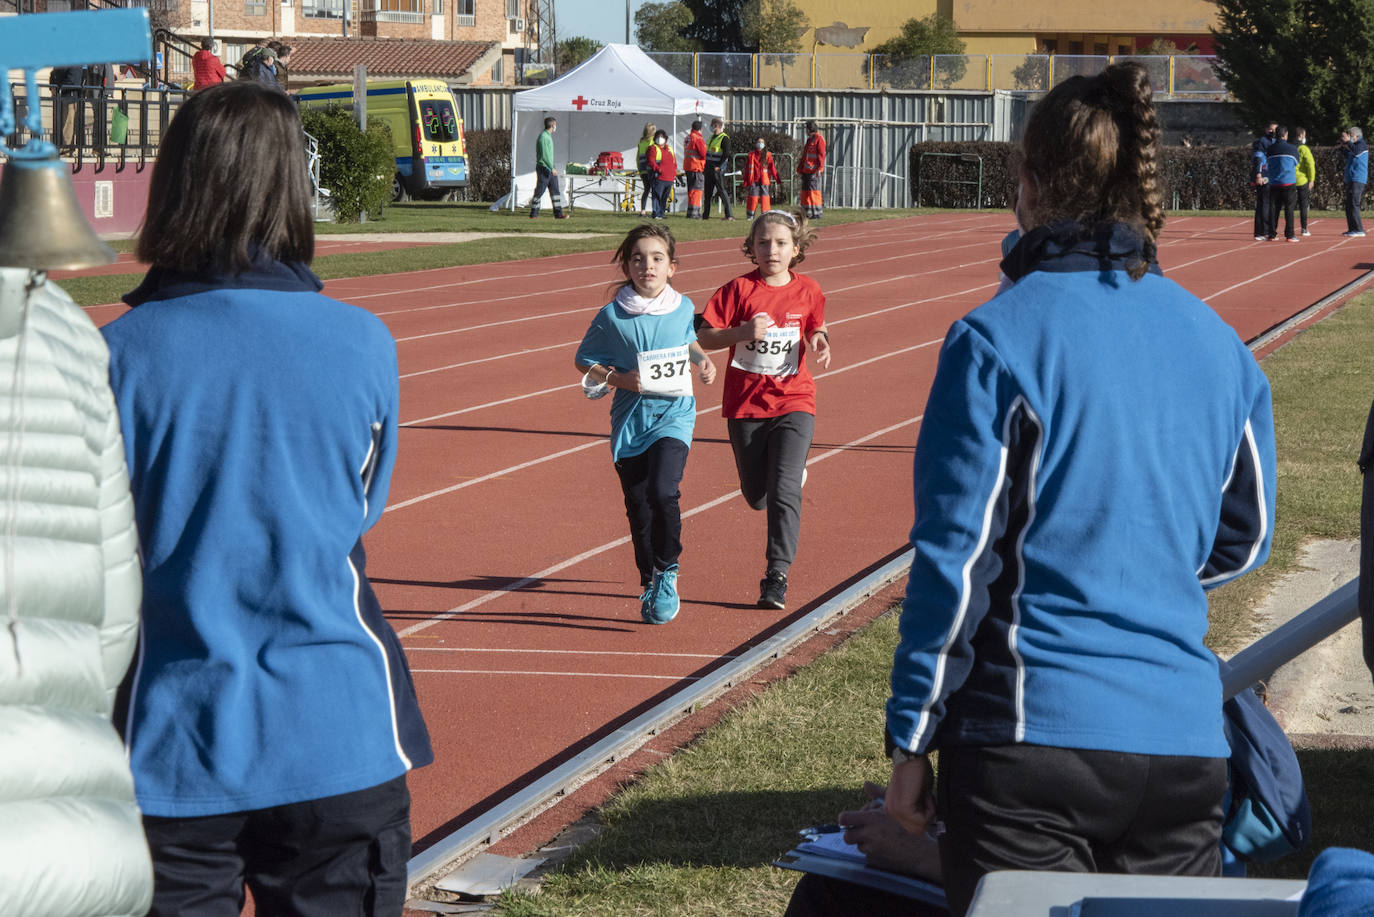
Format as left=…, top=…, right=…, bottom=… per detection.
left=0, top=156, right=116, bottom=271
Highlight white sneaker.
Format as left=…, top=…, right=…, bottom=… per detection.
left=1302, top=229, right=1311, bottom=236
left=1254, top=235, right=1266, bottom=241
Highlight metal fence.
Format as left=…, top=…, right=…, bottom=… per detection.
left=639, top=52, right=1226, bottom=95
left=5, top=82, right=189, bottom=165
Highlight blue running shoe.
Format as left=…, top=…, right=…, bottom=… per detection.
left=642, top=564, right=680, bottom=624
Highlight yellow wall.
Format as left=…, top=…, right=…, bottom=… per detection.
left=796, top=0, right=1217, bottom=52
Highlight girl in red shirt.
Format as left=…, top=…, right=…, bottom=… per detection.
left=649, top=129, right=677, bottom=219
left=698, top=210, right=831, bottom=610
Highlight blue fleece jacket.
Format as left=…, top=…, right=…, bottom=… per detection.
left=1266, top=139, right=1299, bottom=186
left=1344, top=138, right=1369, bottom=184
left=104, top=257, right=432, bottom=816
left=886, top=222, right=1275, bottom=759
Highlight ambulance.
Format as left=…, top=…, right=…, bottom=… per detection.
left=296, top=78, right=468, bottom=201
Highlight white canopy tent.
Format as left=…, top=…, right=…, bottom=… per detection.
left=503, top=44, right=725, bottom=211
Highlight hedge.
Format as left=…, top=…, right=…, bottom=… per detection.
left=300, top=108, right=393, bottom=223
left=909, top=142, right=1356, bottom=212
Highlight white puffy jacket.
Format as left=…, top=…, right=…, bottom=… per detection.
left=0, top=269, right=153, bottom=917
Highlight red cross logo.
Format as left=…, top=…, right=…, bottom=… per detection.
left=571, top=95, right=588, bottom=110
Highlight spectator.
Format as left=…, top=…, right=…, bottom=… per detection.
left=1266, top=125, right=1300, bottom=242
left=101, top=81, right=433, bottom=917
left=1295, top=127, right=1315, bottom=237
left=742, top=136, right=780, bottom=218
left=883, top=62, right=1275, bottom=917
left=0, top=266, right=155, bottom=917
left=683, top=119, right=707, bottom=219
left=238, top=37, right=267, bottom=74
left=797, top=119, right=826, bottom=219
left=636, top=121, right=657, bottom=217
left=191, top=37, right=226, bottom=91
left=529, top=115, right=568, bottom=220
left=703, top=117, right=734, bottom=220
left=1341, top=126, right=1368, bottom=237
left=275, top=43, right=293, bottom=90
left=1249, top=136, right=1269, bottom=241
left=649, top=128, right=676, bottom=219
left=241, top=45, right=285, bottom=92
left=47, top=63, right=83, bottom=150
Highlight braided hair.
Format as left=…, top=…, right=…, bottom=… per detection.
left=1018, top=61, right=1164, bottom=280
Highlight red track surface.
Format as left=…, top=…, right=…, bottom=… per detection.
left=82, top=213, right=1372, bottom=857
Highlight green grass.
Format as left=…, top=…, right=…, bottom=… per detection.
left=486, top=290, right=1374, bottom=913
left=68, top=204, right=932, bottom=308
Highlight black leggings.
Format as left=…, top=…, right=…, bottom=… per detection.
left=615, top=437, right=689, bottom=585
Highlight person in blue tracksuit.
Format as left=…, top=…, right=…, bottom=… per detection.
left=102, top=82, right=432, bottom=917
left=882, top=62, right=1276, bottom=917
left=1250, top=137, right=1270, bottom=240
left=1342, top=126, right=1369, bottom=236
left=1266, top=126, right=1300, bottom=241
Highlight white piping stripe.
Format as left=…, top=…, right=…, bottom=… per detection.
left=1198, top=419, right=1269, bottom=586
left=1005, top=397, right=1043, bottom=743
left=910, top=433, right=1012, bottom=751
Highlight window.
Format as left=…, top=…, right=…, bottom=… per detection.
left=1041, top=38, right=1057, bottom=54
left=454, top=0, right=473, bottom=25
left=433, top=0, right=442, bottom=14
left=418, top=98, right=460, bottom=141
left=1093, top=42, right=1107, bottom=55
left=245, top=0, right=266, bottom=15
left=1067, top=40, right=1084, bottom=54
left=505, top=0, right=518, bottom=17
left=303, top=0, right=344, bottom=19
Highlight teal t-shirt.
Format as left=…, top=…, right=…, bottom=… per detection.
left=576, top=293, right=699, bottom=460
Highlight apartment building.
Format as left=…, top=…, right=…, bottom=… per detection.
left=801, top=0, right=1219, bottom=56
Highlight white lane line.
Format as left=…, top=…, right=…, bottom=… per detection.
left=410, top=669, right=699, bottom=680
left=1202, top=237, right=1356, bottom=302
left=402, top=382, right=582, bottom=427
left=395, top=307, right=590, bottom=342
left=407, top=646, right=733, bottom=658
left=401, top=339, right=581, bottom=379
left=395, top=413, right=925, bottom=637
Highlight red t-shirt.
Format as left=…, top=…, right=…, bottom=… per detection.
left=701, top=270, right=826, bottom=418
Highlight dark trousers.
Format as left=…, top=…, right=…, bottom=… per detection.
left=529, top=166, right=563, bottom=217
left=652, top=177, right=672, bottom=218
left=935, top=744, right=1227, bottom=917
left=704, top=164, right=733, bottom=218
left=638, top=169, right=654, bottom=212
left=1269, top=184, right=1296, bottom=239
left=142, top=775, right=412, bottom=917
left=1298, top=182, right=1311, bottom=231
left=784, top=873, right=947, bottom=917
left=727, top=411, right=814, bottom=574
left=1253, top=184, right=1269, bottom=237
left=615, top=437, right=689, bottom=586
left=1346, top=181, right=1366, bottom=233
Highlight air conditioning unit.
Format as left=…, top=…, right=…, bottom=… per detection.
left=510, top=16, right=525, bottom=31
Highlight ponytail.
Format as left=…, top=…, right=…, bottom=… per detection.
left=1019, top=61, right=1164, bottom=281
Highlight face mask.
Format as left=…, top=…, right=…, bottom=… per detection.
left=656, top=138, right=665, bottom=146
left=756, top=142, right=765, bottom=150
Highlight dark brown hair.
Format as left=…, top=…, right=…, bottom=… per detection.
left=741, top=209, right=816, bottom=266
left=137, top=81, right=313, bottom=273
left=608, top=222, right=677, bottom=297
left=1019, top=61, right=1163, bottom=280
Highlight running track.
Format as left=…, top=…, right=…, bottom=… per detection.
left=82, top=213, right=1373, bottom=867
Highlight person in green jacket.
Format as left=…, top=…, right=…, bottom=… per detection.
left=1296, top=127, right=1316, bottom=236
left=530, top=116, right=568, bottom=220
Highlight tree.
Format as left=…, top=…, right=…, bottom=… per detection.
left=1213, top=0, right=1374, bottom=143
left=740, top=0, right=808, bottom=53
left=868, top=13, right=966, bottom=89
left=556, top=36, right=602, bottom=72
left=680, top=0, right=748, bottom=51
left=635, top=1, right=703, bottom=52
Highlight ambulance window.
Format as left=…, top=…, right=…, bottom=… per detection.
left=419, top=100, right=459, bottom=141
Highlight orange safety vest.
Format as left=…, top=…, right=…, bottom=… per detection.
left=799, top=133, right=826, bottom=174
left=746, top=149, right=776, bottom=185
left=684, top=130, right=707, bottom=172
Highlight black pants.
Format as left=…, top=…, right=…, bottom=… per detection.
left=638, top=169, right=654, bottom=212
left=142, top=775, right=412, bottom=917
left=615, top=437, right=689, bottom=586
left=1269, top=184, right=1296, bottom=239
left=1253, top=184, right=1270, bottom=238
left=1298, top=182, right=1311, bottom=231
left=784, top=873, right=947, bottom=917
left=935, top=744, right=1227, bottom=917
left=727, top=411, right=814, bottom=575
left=1346, top=181, right=1366, bottom=233
left=529, top=166, right=563, bottom=217
left=704, top=164, right=733, bottom=218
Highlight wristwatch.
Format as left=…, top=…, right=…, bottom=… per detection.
left=890, top=746, right=923, bottom=765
